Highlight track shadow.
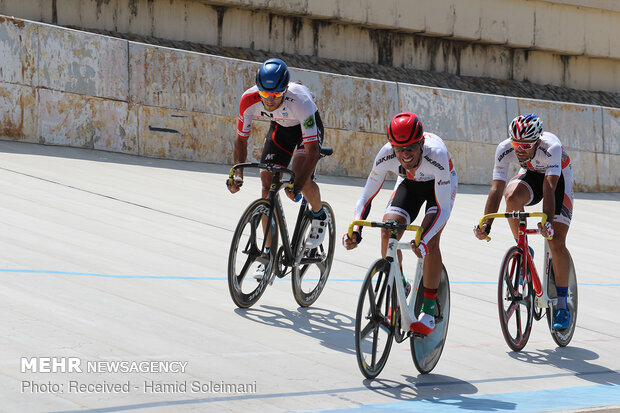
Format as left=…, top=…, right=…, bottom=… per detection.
left=362, top=376, right=517, bottom=411
left=234, top=305, right=356, bottom=354
left=508, top=346, right=620, bottom=385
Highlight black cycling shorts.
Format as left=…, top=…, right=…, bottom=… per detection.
left=385, top=179, right=437, bottom=223
left=260, top=111, right=324, bottom=167
left=510, top=169, right=572, bottom=225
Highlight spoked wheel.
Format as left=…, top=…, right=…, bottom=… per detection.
left=355, top=259, right=396, bottom=379
left=498, top=246, right=534, bottom=351
left=291, top=202, right=336, bottom=307
left=546, top=251, right=578, bottom=347
left=228, top=199, right=278, bottom=308
left=410, top=265, right=450, bottom=374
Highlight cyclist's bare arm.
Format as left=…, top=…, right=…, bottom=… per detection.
left=228, top=136, right=247, bottom=193
left=539, top=174, right=559, bottom=237
left=475, top=179, right=505, bottom=239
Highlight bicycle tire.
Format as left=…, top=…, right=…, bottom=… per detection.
left=227, top=198, right=278, bottom=308
left=355, top=259, right=396, bottom=379
left=410, top=265, right=450, bottom=374
left=497, top=246, right=534, bottom=351
left=546, top=252, right=578, bottom=347
left=291, top=201, right=336, bottom=307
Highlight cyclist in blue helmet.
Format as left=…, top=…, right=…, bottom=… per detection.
left=228, top=58, right=328, bottom=279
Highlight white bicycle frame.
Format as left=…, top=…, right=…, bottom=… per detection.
left=349, top=220, right=424, bottom=331
left=386, top=237, right=425, bottom=330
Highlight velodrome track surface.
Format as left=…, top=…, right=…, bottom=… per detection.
left=1, top=140, right=619, bottom=413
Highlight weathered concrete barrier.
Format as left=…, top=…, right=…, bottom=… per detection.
left=0, top=16, right=618, bottom=191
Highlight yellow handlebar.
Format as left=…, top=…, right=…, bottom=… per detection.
left=348, top=220, right=423, bottom=247
left=477, top=212, right=550, bottom=241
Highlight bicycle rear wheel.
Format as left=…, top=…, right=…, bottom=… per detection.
left=355, top=259, right=396, bottom=379
left=410, top=265, right=450, bottom=374
left=498, top=246, right=534, bottom=351
left=546, top=251, right=578, bottom=347
left=291, top=201, right=336, bottom=307
left=227, top=199, right=278, bottom=308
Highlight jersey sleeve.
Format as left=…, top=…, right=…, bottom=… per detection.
left=420, top=150, right=453, bottom=245
left=544, top=142, right=562, bottom=176
left=492, top=139, right=515, bottom=182
left=237, top=91, right=260, bottom=139
left=293, top=96, right=319, bottom=145
left=353, top=144, right=396, bottom=223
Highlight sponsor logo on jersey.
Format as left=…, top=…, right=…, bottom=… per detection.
left=282, top=112, right=288, bottom=117
left=303, top=115, right=315, bottom=129
left=260, top=111, right=274, bottom=118
left=424, top=155, right=444, bottom=170
left=497, top=147, right=514, bottom=162
left=437, top=179, right=451, bottom=186
left=375, top=152, right=396, bottom=166
left=539, top=146, right=551, bottom=157
left=265, top=154, right=275, bottom=160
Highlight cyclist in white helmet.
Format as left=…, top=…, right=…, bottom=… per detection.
left=474, top=113, right=575, bottom=330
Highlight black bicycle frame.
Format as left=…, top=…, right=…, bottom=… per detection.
left=263, top=171, right=309, bottom=268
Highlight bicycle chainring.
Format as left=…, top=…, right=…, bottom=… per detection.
left=275, top=246, right=289, bottom=278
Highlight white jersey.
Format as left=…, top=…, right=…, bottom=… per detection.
left=493, top=131, right=571, bottom=181
left=353, top=133, right=457, bottom=245
left=237, top=82, right=320, bottom=145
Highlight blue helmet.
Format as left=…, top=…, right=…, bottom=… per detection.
left=256, top=58, right=289, bottom=93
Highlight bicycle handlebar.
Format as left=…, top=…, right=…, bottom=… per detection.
left=348, top=220, right=423, bottom=247
left=228, top=163, right=296, bottom=191
left=478, top=212, right=550, bottom=241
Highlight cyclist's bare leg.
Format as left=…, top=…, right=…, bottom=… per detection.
left=504, top=181, right=530, bottom=239
left=291, top=152, right=322, bottom=213
left=420, top=212, right=443, bottom=290
left=259, top=169, right=274, bottom=248
left=547, top=222, right=570, bottom=288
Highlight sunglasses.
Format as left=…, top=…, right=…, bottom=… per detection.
left=510, top=140, right=536, bottom=150
left=392, top=143, right=421, bottom=153
left=258, top=90, right=285, bottom=99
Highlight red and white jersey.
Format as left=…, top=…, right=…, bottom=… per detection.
left=493, top=131, right=571, bottom=181
left=237, top=82, right=320, bottom=145
left=353, top=133, right=457, bottom=245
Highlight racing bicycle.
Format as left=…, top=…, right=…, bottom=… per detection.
left=349, top=219, right=450, bottom=378
left=227, top=149, right=335, bottom=308
left=478, top=212, right=578, bottom=351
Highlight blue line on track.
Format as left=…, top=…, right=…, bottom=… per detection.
left=303, top=383, right=620, bottom=413
left=2, top=269, right=620, bottom=286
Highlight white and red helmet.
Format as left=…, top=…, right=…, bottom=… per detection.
left=509, top=113, right=543, bottom=142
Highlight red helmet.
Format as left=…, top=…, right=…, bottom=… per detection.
left=387, top=112, right=424, bottom=146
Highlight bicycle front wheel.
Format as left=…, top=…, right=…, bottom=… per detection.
left=546, top=251, right=578, bottom=347
left=355, top=259, right=396, bottom=379
left=498, top=246, right=534, bottom=351
left=410, top=265, right=450, bottom=374
left=227, top=199, right=278, bottom=308
left=291, top=201, right=336, bottom=307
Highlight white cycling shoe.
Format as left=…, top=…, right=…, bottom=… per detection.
left=305, top=217, right=327, bottom=248
left=253, top=264, right=265, bottom=281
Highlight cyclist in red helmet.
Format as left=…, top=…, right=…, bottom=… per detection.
left=344, top=112, right=458, bottom=336
left=474, top=113, right=575, bottom=330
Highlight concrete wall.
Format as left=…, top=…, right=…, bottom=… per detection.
left=0, top=0, right=619, bottom=93
left=0, top=16, right=618, bottom=191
